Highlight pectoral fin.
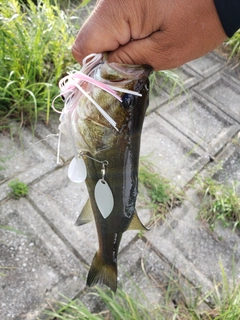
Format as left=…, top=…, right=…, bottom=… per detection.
left=75, top=198, right=94, bottom=226
left=126, top=210, right=150, bottom=231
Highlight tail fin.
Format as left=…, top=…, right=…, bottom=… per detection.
left=87, top=251, right=117, bottom=292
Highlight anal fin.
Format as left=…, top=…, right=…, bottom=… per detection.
left=75, top=198, right=94, bottom=226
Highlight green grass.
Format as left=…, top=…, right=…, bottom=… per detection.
left=0, top=0, right=83, bottom=130
left=196, top=175, right=240, bottom=231
left=203, top=262, right=240, bottom=320
left=46, top=265, right=240, bottom=320
left=225, top=29, right=240, bottom=59
left=8, top=178, right=29, bottom=199
left=139, top=160, right=183, bottom=222
left=46, top=287, right=176, bottom=320
left=149, top=69, right=185, bottom=98
left=0, top=155, right=10, bottom=171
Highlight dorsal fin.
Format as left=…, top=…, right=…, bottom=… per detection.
left=75, top=198, right=94, bottom=226
left=126, top=210, right=150, bottom=231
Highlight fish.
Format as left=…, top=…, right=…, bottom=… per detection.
left=57, top=53, right=152, bottom=291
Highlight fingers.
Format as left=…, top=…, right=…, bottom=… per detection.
left=72, top=2, right=132, bottom=64
left=107, top=33, right=177, bottom=70
left=107, top=10, right=227, bottom=71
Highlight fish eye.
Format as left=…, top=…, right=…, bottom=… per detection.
left=121, top=93, right=136, bottom=109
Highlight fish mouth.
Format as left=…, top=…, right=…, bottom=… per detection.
left=105, top=63, right=152, bottom=80
left=99, top=60, right=153, bottom=83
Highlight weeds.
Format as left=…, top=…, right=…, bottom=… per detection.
left=0, top=0, right=80, bottom=129
left=8, top=178, right=29, bottom=199
left=196, top=175, right=240, bottom=231
left=225, top=29, right=240, bottom=59
left=0, top=266, right=17, bottom=277
left=46, top=263, right=240, bottom=320
left=149, top=69, right=185, bottom=98
left=46, top=287, right=173, bottom=320
left=0, top=155, right=10, bottom=171
left=47, top=296, right=103, bottom=319
left=139, top=160, right=183, bottom=222
left=203, top=262, right=240, bottom=320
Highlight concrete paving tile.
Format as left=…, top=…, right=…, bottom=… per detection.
left=34, top=120, right=74, bottom=163
left=0, top=129, right=60, bottom=202
left=145, top=190, right=240, bottom=293
left=0, top=198, right=85, bottom=320
left=192, top=141, right=240, bottom=276
left=159, top=92, right=240, bottom=157
left=141, top=113, right=209, bottom=187
left=212, top=141, right=240, bottom=187
left=223, top=62, right=240, bottom=86
left=28, top=166, right=96, bottom=266
left=118, top=239, right=167, bottom=306
left=118, top=238, right=210, bottom=312
left=186, top=52, right=226, bottom=78
left=147, top=91, right=169, bottom=114
left=194, top=73, right=240, bottom=123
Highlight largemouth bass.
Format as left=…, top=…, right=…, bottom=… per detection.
left=57, top=54, right=152, bottom=291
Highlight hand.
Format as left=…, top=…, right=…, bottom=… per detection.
left=72, top=0, right=227, bottom=70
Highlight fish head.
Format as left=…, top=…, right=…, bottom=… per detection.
left=73, top=60, right=152, bottom=155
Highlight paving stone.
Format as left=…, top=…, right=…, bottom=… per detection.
left=186, top=52, right=226, bottom=78
left=141, top=113, right=209, bottom=187
left=34, top=118, right=74, bottom=163
left=145, top=189, right=240, bottom=293
left=206, top=139, right=240, bottom=204
left=212, top=141, right=240, bottom=186
left=0, top=198, right=85, bottom=320
left=223, top=62, right=240, bottom=85
left=119, top=238, right=198, bottom=306
left=147, top=91, right=169, bottom=114
left=194, top=73, right=240, bottom=123
left=118, top=239, right=164, bottom=303
left=28, top=166, right=97, bottom=266
left=0, top=128, right=59, bottom=202
left=159, top=92, right=240, bottom=157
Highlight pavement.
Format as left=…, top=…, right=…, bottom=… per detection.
left=1, top=49, right=240, bottom=319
